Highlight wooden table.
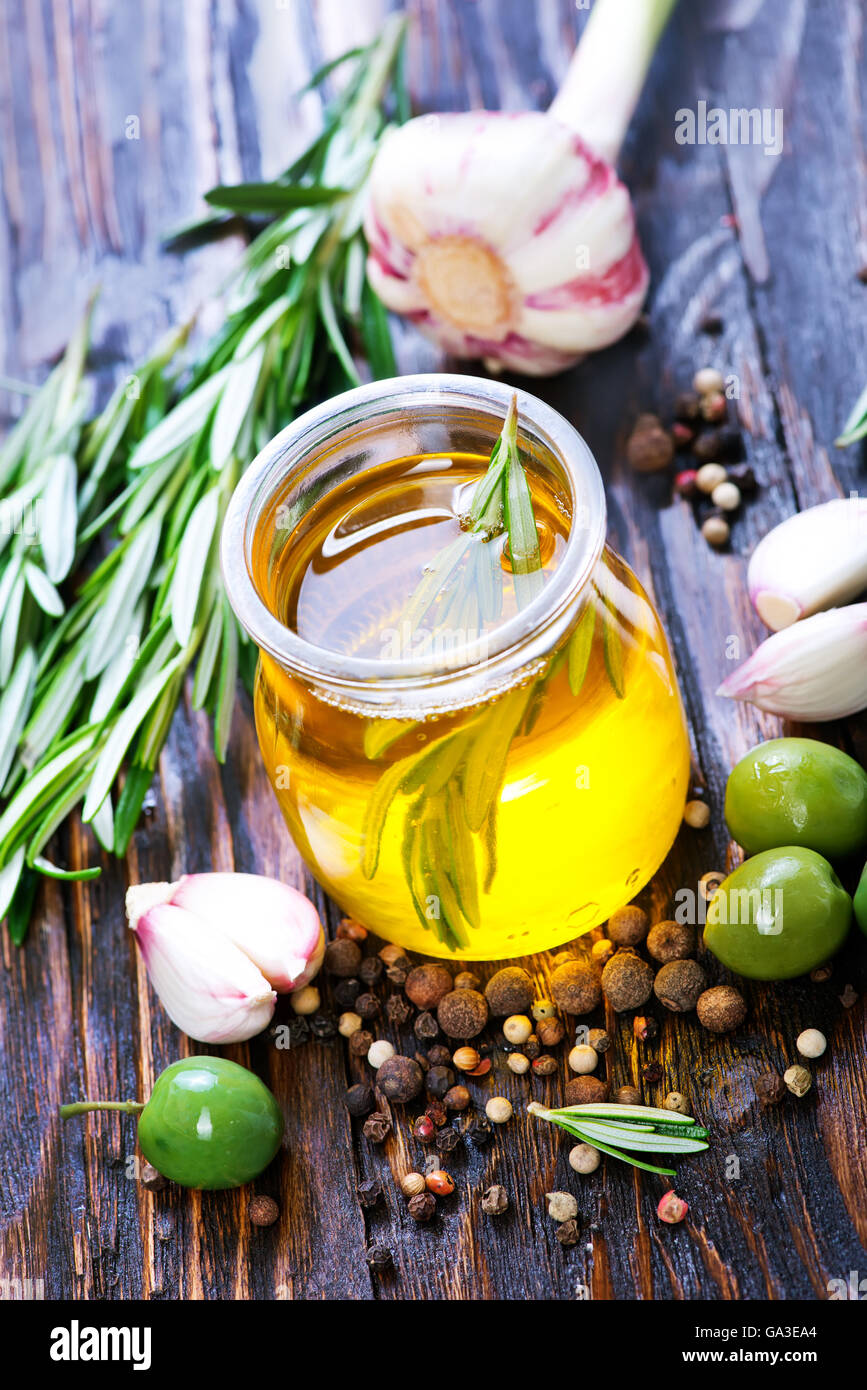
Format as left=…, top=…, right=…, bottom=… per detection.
left=2, top=0, right=866, bottom=1302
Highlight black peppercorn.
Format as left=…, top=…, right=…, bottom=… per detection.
left=425, top=1099, right=447, bottom=1127
left=414, top=1010, right=439, bottom=1041
left=308, top=1012, right=337, bottom=1041
left=359, top=956, right=384, bottom=986
left=355, top=992, right=380, bottom=1020
left=140, top=1161, right=167, bottom=1192
left=344, top=1083, right=375, bottom=1118
left=279, top=1016, right=310, bottom=1048
left=366, top=1243, right=392, bottom=1271
left=727, top=462, right=757, bottom=493
left=642, top=1061, right=663, bottom=1083
left=386, top=954, right=412, bottom=986
left=357, top=1178, right=382, bottom=1209
left=362, top=1112, right=392, bottom=1144
left=427, top=1044, right=452, bottom=1068
left=332, top=977, right=362, bottom=1009
left=466, top=1114, right=493, bottom=1146
left=524, top=1034, right=541, bottom=1060
left=348, top=1028, right=374, bottom=1058
left=386, top=995, right=413, bottom=1025
left=426, top=1065, right=455, bottom=1099
left=407, top=1192, right=436, bottom=1223
left=435, top=1126, right=462, bottom=1154
left=325, top=938, right=362, bottom=977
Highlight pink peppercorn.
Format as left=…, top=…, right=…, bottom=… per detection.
left=657, top=1190, right=689, bottom=1224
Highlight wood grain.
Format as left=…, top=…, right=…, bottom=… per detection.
left=1, top=0, right=866, bottom=1301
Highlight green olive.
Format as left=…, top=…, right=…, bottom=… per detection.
left=704, top=847, right=852, bottom=980
left=854, top=862, right=867, bottom=938
left=137, top=1056, right=283, bottom=1189
left=725, top=738, right=867, bottom=859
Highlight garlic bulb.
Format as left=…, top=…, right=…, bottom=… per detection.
left=717, top=605, right=867, bottom=722
left=748, top=497, right=867, bottom=630
left=126, top=872, right=324, bottom=1042
left=365, top=0, right=676, bottom=375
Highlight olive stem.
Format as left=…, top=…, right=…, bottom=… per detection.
left=59, top=1100, right=145, bottom=1119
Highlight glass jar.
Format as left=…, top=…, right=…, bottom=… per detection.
left=222, top=375, right=690, bottom=959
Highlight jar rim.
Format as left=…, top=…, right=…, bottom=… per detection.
left=221, top=373, right=606, bottom=709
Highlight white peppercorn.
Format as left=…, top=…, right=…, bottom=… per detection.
left=567, top=1044, right=598, bottom=1074
left=502, top=1014, right=533, bottom=1045
left=290, top=985, right=321, bottom=1015
left=338, top=1011, right=362, bottom=1038
left=485, top=1096, right=513, bottom=1124
left=796, top=1028, right=826, bottom=1059
left=568, top=1143, right=601, bottom=1174
left=367, top=1039, right=396, bottom=1070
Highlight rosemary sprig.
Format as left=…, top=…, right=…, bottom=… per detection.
left=528, top=1101, right=710, bottom=1177
left=399, top=395, right=543, bottom=650
left=0, top=20, right=409, bottom=941
left=836, top=379, right=867, bottom=447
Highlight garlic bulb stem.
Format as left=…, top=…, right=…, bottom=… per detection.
left=549, top=0, right=678, bottom=163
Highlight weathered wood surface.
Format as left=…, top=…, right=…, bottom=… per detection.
left=1, top=0, right=866, bottom=1302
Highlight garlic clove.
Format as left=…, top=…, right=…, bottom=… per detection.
left=126, top=872, right=324, bottom=993
left=717, top=604, right=867, bottom=721
left=131, top=901, right=277, bottom=1043
left=747, top=498, right=867, bottom=630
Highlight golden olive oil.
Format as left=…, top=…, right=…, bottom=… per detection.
left=253, top=452, right=690, bottom=958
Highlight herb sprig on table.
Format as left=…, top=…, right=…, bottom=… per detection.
left=0, top=20, right=408, bottom=942
left=528, top=1101, right=710, bottom=1176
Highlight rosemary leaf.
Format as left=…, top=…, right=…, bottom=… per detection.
left=567, top=601, right=596, bottom=695
left=204, top=182, right=348, bottom=214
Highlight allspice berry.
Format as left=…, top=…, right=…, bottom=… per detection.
left=484, top=967, right=534, bottom=1017
left=564, top=1075, right=608, bottom=1106
left=646, top=920, right=695, bottom=964
left=601, top=951, right=654, bottom=1012
left=248, top=1196, right=280, bottom=1227
left=696, top=985, right=746, bottom=1034
left=654, top=959, right=707, bottom=1013
left=324, top=938, right=362, bottom=977
left=376, top=1055, right=424, bottom=1103
left=550, top=960, right=602, bottom=1015
left=437, top=989, right=489, bottom=1039
left=606, top=904, right=649, bottom=946
left=405, top=963, right=453, bottom=1011
left=615, top=1085, right=641, bottom=1105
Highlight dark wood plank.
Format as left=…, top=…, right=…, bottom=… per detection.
left=1, top=0, right=866, bottom=1302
